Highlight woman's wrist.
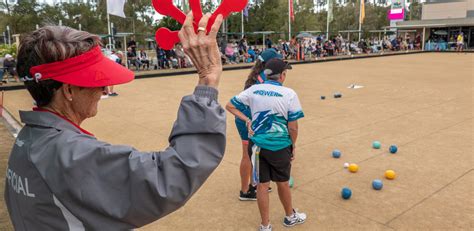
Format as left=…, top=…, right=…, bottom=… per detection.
left=198, top=74, right=221, bottom=88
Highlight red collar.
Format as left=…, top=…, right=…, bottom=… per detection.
left=33, top=107, right=95, bottom=137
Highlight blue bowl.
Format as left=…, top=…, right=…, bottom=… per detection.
left=372, top=179, right=383, bottom=190
left=341, top=187, right=352, bottom=199
left=389, top=145, right=398, bottom=154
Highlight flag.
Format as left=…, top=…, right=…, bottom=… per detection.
left=327, top=0, right=334, bottom=22
left=107, top=0, right=126, bottom=18
left=243, top=3, right=249, bottom=21
left=359, top=0, right=365, bottom=24
left=290, top=0, right=294, bottom=21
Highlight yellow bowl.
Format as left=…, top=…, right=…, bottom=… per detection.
left=385, top=170, right=396, bottom=180
left=348, top=164, right=359, bottom=173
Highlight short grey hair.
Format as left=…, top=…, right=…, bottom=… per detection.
left=18, top=26, right=101, bottom=74
left=17, top=26, right=102, bottom=107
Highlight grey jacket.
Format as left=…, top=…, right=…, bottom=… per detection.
left=4, top=86, right=226, bottom=230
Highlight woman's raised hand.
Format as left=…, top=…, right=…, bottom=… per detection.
left=178, top=12, right=224, bottom=88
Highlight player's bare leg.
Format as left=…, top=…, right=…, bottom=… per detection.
left=240, top=141, right=251, bottom=193
left=276, top=181, right=293, bottom=216
left=257, top=182, right=271, bottom=226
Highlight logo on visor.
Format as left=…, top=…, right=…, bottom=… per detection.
left=94, top=71, right=107, bottom=82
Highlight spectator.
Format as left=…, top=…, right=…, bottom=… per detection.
left=456, top=32, right=464, bottom=52
left=139, top=49, right=150, bottom=70
left=233, top=41, right=242, bottom=63
left=336, top=34, right=343, bottom=54
left=175, top=44, right=187, bottom=68
left=108, top=51, right=121, bottom=64
left=239, top=36, right=248, bottom=55
left=127, top=36, right=137, bottom=55
left=127, top=47, right=141, bottom=70
left=383, top=36, right=392, bottom=51
left=225, top=43, right=236, bottom=64
left=401, top=38, right=408, bottom=51
left=219, top=36, right=227, bottom=55
left=166, top=48, right=179, bottom=69
left=0, top=56, right=5, bottom=85
left=406, top=35, right=414, bottom=50
left=247, top=46, right=256, bottom=63
left=415, top=34, right=422, bottom=50
left=391, top=37, right=399, bottom=51
left=102, top=51, right=122, bottom=98
left=313, top=41, right=322, bottom=58
left=281, top=40, right=290, bottom=59
left=265, top=38, right=273, bottom=49
left=156, top=46, right=169, bottom=69
left=3, top=54, right=20, bottom=82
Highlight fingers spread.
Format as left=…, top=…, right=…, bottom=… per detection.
left=208, top=14, right=223, bottom=40
left=182, top=11, right=196, bottom=43
left=197, top=13, right=211, bottom=38
left=178, top=30, right=188, bottom=48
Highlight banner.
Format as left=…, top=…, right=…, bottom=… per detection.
left=243, top=3, right=249, bottom=21
left=290, top=0, right=295, bottom=21
left=107, top=0, right=127, bottom=18
left=388, top=0, right=405, bottom=20
left=359, top=0, right=365, bottom=24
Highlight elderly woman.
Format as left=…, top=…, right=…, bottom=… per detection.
left=5, top=13, right=225, bottom=230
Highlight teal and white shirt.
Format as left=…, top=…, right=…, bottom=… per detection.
left=231, top=80, right=304, bottom=151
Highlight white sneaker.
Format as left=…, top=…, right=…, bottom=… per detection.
left=100, top=95, right=109, bottom=99
left=283, top=209, right=307, bottom=227
left=259, top=224, right=272, bottom=231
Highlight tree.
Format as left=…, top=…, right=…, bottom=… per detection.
left=408, top=1, right=422, bottom=20
left=155, top=16, right=182, bottom=31
left=0, top=0, right=42, bottom=35
left=0, top=0, right=408, bottom=48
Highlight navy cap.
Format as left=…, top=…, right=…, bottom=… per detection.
left=263, top=59, right=292, bottom=76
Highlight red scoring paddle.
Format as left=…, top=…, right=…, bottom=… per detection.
left=153, top=0, right=248, bottom=50
left=206, top=0, right=248, bottom=33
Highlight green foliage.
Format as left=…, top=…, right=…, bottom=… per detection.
left=0, top=0, right=155, bottom=35
left=225, top=0, right=390, bottom=42
left=155, top=17, right=181, bottom=31
left=0, top=44, right=17, bottom=58
left=0, top=0, right=395, bottom=46
left=408, top=1, right=422, bottom=20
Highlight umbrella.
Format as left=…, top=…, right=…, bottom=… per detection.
left=433, top=30, right=448, bottom=35
left=296, top=32, right=313, bottom=38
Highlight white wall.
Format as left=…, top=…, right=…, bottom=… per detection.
left=422, top=1, right=469, bottom=20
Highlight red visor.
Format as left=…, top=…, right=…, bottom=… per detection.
left=29, top=46, right=134, bottom=87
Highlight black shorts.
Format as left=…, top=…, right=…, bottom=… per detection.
left=248, top=141, right=293, bottom=183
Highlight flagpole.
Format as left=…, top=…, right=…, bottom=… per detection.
left=326, top=2, right=330, bottom=41
left=358, top=0, right=362, bottom=41
left=241, top=11, right=244, bottom=39
left=107, top=13, right=112, bottom=49
left=288, top=0, right=291, bottom=40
